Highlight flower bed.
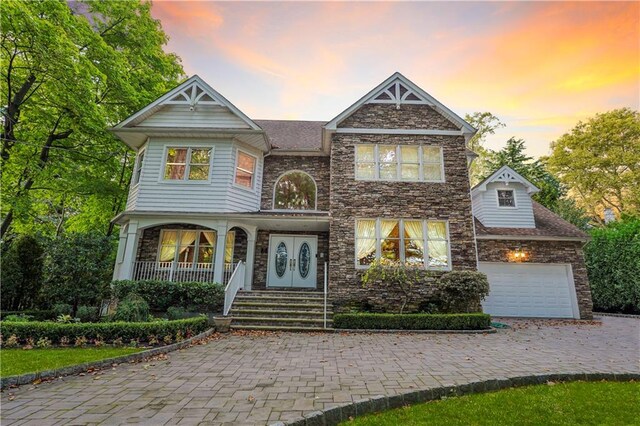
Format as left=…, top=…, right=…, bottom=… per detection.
left=333, top=313, right=491, bottom=330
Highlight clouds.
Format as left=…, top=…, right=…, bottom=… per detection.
left=151, top=1, right=639, bottom=157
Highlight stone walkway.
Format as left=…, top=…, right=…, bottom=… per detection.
left=1, top=316, right=638, bottom=425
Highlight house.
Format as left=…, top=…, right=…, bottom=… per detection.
left=110, top=72, right=593, bottom=328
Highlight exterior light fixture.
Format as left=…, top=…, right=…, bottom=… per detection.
left=511, top=247, right=528, bottom=261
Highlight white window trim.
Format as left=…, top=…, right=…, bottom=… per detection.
left=233, top=148, right=258, bottom=192
left=496, top=188, right=517, bottom=209
left=132, top=148, right=146, bottom=188
left=354, top=144, right=445, bottom=183
left=354, top=218, right=451, bottom=271
left=159, top=146, right=214, bottom=184
left=156, top=228, right=217, bottom=270
left=271, top=169, right=318, bottom=211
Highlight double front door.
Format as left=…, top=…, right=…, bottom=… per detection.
left=267, top=235, right=317, bottom=288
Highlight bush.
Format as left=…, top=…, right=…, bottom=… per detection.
left=167, top=306, right=187, bottom=320
left=0, top=310, right=55, bottom=321
left=437, top=271, right=490, bottom=313
left=585, top=218, right=640, bottom=314
left=2, top=314, right=32, bottom=322
left=76, top=306, right=99, bottom=323
left=361, top=259, right=427, bottom=314
left=53, top=303, right=73, bottom=317
left=1, top=235, right=44, bottom=311
left=113, top=294, right=150, bottom=322
left=0, top=317, right=208, bottom=344
left=40, top=232, right=113, bottom=313
left=333, top=313, right=491, bottom=330
left=112, top=280, right=224, bottom=313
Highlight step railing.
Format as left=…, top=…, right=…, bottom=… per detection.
left=223, top=261, right=245, bottom=316
left=323, top=261, right=328, bottom=329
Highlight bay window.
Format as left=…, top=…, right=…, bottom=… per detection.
left=133, top=149, right=145, bottom=185
left=158, top=229, right=217, bottom=269
left=355, top=144, right=444, bottom=182
left=355, top=218, right=450, bottom=269
left=163, top=147, right=212, bottom=181
left=235, top=150, right=257, bottom=189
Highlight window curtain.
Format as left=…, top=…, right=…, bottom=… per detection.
left=355, top=220, right=376, bottom=261
left=201, top=231, right=216, bottom=246
left=404, top=220, right=424, bottom=250
left=427, top=222, right=448, bottom=265
left=224, top=231, right=235, bottom=263
left=178, top=231, right=198, bottom=263
left=159, top=231, right=178, bottom=262
left=380, top=220, right=397, bottom=239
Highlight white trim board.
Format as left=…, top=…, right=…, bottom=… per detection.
left=336, top=128, right=464, bottom=136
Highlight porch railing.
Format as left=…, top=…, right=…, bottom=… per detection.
left=223, top=261, right=245, bottom=316
left=132, top=261, right=237, bottom=284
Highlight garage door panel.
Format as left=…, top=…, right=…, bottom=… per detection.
left=479, top=262, right=578, bottom=318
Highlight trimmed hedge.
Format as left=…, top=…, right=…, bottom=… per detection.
left=0, top=310, right=55, bottom=321
left=0, top=317, right=208, bottom=344
left=111, top=280, right=224, bottom=313
left=333, top=313, right=491, bottom=330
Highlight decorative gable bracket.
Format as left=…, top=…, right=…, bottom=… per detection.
left=472, top=165, right=540, bottom=195
left=369, top=81, right=433, bottom=107
left=165, top=82, right=222, bottom=107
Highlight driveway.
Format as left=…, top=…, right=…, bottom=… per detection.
left=1, top=316, right=638, bottom=425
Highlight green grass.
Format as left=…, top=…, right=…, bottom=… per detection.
left=0, top=347, right=143, bottom=377
left=342, top=381, right=640, bottom=426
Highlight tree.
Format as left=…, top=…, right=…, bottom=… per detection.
left=0, top=235, right=44, bottom=310
left=546, top=108, right=640, bottom=222
left=0, top=0, right=185, bottom=238
left=464, top=112, right=505, bottom=185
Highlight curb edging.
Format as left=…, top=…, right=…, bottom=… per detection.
left=272, top=372, right=640, bottom=426
left=594, top=312, right=640, bottom=319
left=332, top=327, right=496, bottom=334
left=0, top=328, right=217, bottom=390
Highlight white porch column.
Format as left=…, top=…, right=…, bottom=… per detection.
left=213, top=222, right=228, bottom=284
left=243, top=228, right=257, bottom=291
left=118, top=221, right=140, bottom=280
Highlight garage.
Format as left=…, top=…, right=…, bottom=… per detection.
left=478, top=262, right=580, bottom=319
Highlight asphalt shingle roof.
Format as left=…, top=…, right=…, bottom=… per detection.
left=255, top=120, right=325, bottom=150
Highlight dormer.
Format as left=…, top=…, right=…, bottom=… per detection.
left=471, top=166, right=539, bottom=228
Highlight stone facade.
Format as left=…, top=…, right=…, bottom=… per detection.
left=476, top=239, right=594, bottom=319
left=252, top=230, right=329, bottom=291
left=261, top=155, right=330, bottom=211
left=329, top=104, right=477, bottom=311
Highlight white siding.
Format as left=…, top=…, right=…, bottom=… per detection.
left=130, top=137, right=262, bottom=213
left=473, top=182, right=535, bottom=228
left=138, top=105, right=250, bottom=129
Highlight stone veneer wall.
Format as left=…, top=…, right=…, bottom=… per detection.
left=330, top=104, right=477, bottom=311
left=476, top=239, right=593, bottom=319
left=252, top=230, right=329, bottom=291
left=261, top=155, right=330, bottom=211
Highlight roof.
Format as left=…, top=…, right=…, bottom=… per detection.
left=472, top=165, right=540, bottom=195
left=255, top=120, right=325, bottom=150
left=474, top=201, right=589, bottom=240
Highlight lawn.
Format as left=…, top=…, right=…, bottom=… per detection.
left=343, top=381, right=640, bottom=426
left=0, top=347, right=143, bottom=377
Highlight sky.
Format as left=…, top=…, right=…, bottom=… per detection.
left=151, top=1, right=640, bottom=158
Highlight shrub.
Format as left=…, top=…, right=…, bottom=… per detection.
left=437, top=271, right=490, bottom=313
left=112, top=280, right=224, bottom=313
left=113, top=293, right=150, bottom=322
left=1, top=235, right=44, bottom=311
left=167, top=306, right=187, bottom=320
left=40, top=233, right=113, bottom=313
left=0, top=317, right=208, bottom=344
left=333, top=313, right=491, bottom=330
left=361, top=259, right=427, bottom=314
left=2, top=314, right=32, bottom=322
left=53, top=303, right=73, bottom=317
left=0, top=310, right=55, bottom=321
left=76, top=306, right=99, bottom=323
left=585, top=218, right=640, bottom=314
left=4, top=334, right=19, bottom=348
left=36, top=337, right=52, bottom=348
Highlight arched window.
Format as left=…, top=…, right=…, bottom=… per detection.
left=273, top=171, right=317, bottom=210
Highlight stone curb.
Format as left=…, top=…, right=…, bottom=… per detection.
left=594, top=312, right=640, bottom=319
left=0, top=328, right=217, bottom=390
left=332, top=327, right=496, bottom=334
left=271, top=372, right=640, bottom=426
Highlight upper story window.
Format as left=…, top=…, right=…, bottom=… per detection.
left=235, top=150, right=256, bottom=189
left=163, top=147, right=212, bottom=181
left=355, top=218, right=450, bottom=269
left=355, top=144, right=443, bottom=182
left=273, top=171, right=317, bottom=210
left=132, top=149, right=145, bottom=185
left=158, top=229, right=217, bottom=268
left=497, top=189, right=516, bottom=207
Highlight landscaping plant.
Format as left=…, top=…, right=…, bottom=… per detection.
left=113, top=293, right=150, bottom=322
left=437, top=271, right=490, bottom=313
left=112, top=280, right=224, bottom=313
left=361, top=259, right=425, bottom=314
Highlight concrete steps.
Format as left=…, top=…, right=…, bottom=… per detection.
left=230, top=290, right=332, bottom=331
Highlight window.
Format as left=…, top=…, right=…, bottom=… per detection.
left=163, top=147, right=212, bottom=181
left=133, top=149, right=145, bottom=185
left=497, top=189, right=516, bottom=207
left=355, top=218, right=450, bottom=269
left=273, top=171, right=317, bottom=210
left=235, top=150, right=256, bottom=189
left=158, top=229, right=217, bottom=268
left=355, top=145, right=443, bottom=182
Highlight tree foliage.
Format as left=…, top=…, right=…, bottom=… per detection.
left=464, top=112, right=505, bottom=185
left=0, top=235, right=44, bottom=310
left=0, top=0, right=185, bottom=238
left=546, top=108, right=640, bottom=222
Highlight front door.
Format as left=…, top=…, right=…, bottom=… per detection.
left=267, top=235, right=317, bottom=288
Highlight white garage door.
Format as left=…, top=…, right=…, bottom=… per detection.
left=478, top=262, right=579, bottom=319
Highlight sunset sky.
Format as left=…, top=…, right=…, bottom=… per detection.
left=151, top=1, right=640, bottom=157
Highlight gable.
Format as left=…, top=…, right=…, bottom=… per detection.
left=472, top=166, right=540, bottom=195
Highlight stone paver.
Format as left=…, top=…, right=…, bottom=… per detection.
left=1, top=316, right=638, bottom=425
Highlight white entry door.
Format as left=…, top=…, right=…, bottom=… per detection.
left=267, top=235, right=317, bottom=288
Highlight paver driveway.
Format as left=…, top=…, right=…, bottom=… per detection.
left=1, top=316, right=638, bottom=425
